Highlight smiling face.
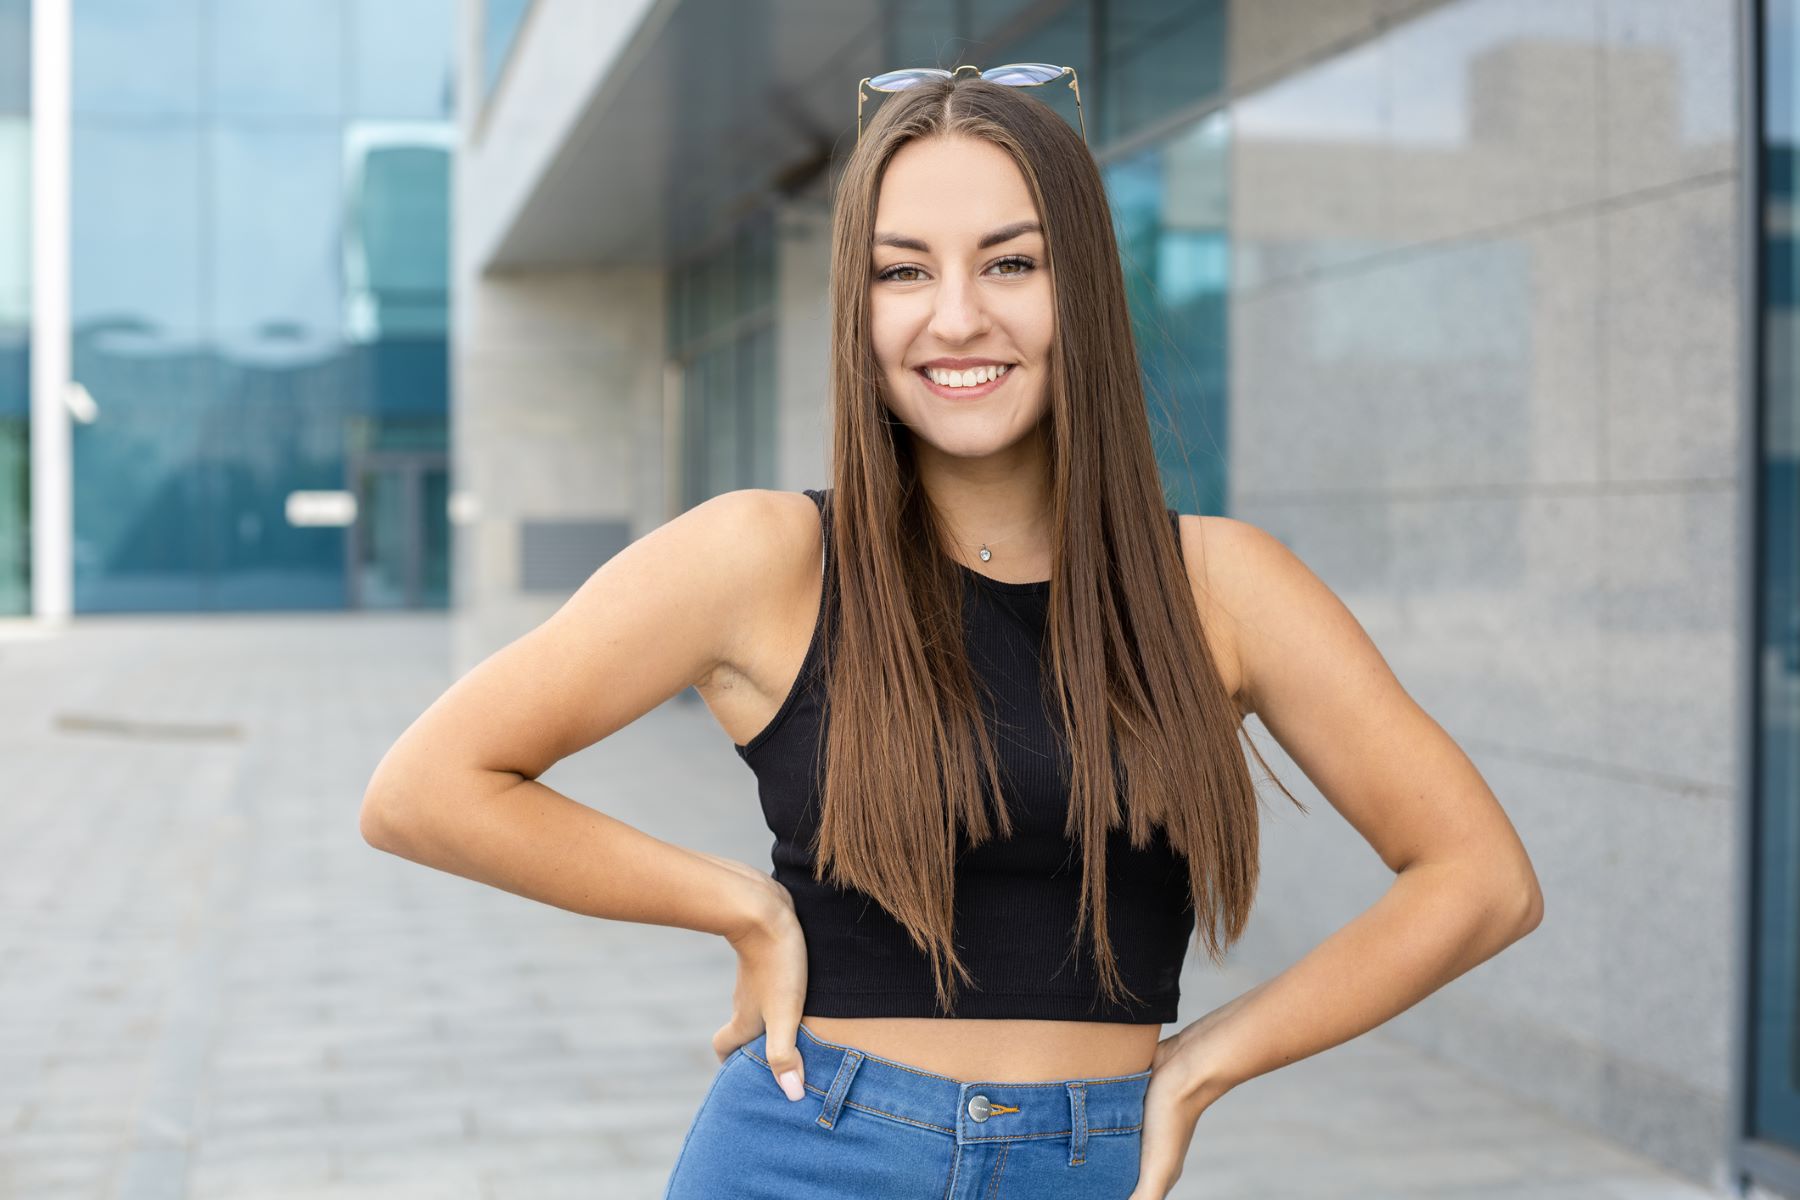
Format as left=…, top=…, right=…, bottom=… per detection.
left=869, top=134, right=1056, bottom=466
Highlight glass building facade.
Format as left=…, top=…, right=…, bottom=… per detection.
left=59, top=0, right=454, bottom=612
left=671, top=213, right=778, bottom=511
left=1754, top=0, right=1800, bottom=1164
left=483, top=0, right=536, bottom=102
left=0, top=0, right=27, bottom=616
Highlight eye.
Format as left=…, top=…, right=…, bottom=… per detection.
left=872, top=255, right=1039, bottom=283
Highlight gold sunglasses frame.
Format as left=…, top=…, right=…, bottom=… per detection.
left=856, top=62, right=1087, bottom=147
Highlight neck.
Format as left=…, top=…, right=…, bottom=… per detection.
left=912, top=430, right=1054, bottom=573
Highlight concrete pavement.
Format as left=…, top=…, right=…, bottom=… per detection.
left=0, top=613, right=1726, bottom=1199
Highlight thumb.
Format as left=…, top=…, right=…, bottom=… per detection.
left=764, top=1029, right=806, bottom=1103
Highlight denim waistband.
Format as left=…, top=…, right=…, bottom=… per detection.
left=735, top=1022, right=1151, bottom=1149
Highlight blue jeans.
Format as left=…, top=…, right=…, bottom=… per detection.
left=663, top=1021, right=1148, bottom=1198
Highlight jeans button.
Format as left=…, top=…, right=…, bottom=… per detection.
left=967, top=1094, right=992, bottom=1123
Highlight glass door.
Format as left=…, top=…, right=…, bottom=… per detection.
left=347, top=450, right=449, bottom=609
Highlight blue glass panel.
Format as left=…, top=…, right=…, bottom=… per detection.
left=0, top=0, right=28, bottom=115
left=420, top=463, right=449, bottom=607
left=209, top=0, right=344, bottom=118
left=1101, top=0, right=1225, bottom=145
left=0, top=28, right=29, bottom=612
left=1103, top=110, right=1231, bottom=518
left=882, top=0, right=965, bottom=71
left=975, top=0, right=1092, bottom=147
left=72, top=120, right=203, bottom=341
left=970, top=0, right=1040, bottom=44
left=212, top=124, right=342, bottom=350
left=483, top=0, right=535, bottom=98
left=347, top=135, right=451, bottom=339
left=70, top=120, right=210, bottom=611
left=210, top=124, right=348, bottom=609
left=210, top=346, right=353, bottom=610
left=1752, top=0, right=1800, bottom=1154
left=73, top=0, right=202, bottom=117
left=67, top=2, right=451, bottom=613
left=351, top=0, right=455, bottom=119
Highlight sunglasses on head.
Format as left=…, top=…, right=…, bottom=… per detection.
left=856, top=62, right=1087, bottom=147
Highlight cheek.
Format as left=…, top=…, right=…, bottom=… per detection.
left=868, top=300, right=911, bottom=373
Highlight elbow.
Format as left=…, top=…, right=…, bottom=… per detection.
left=1509, top=864, right=1545, bottom=939
left=1518, top=882, right=1545, bottom=936
left=359, top=744, right=429, bottom=852
left=359, top=790, right=411, bottom=853
left=360, top=755, right=422, bottom=853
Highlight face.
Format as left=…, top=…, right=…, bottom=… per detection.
left=868, top=134, right=1055, bottom=465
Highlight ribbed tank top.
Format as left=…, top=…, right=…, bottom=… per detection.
left=733, top=487, right=1196, bottom=1024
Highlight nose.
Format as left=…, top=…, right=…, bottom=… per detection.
left=926, top=272, right=991, bottom=345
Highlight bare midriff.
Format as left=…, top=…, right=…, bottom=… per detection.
left=798, top=1014, right=1162, bottom=1083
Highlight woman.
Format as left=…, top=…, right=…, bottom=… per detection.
left=360, top=71, right=1544, bottom=1199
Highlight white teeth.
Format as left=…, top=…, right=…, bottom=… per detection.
left=924, top=364, right=1011, bottom=388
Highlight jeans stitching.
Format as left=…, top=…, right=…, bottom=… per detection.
left=740, top=1046, right=1142, bottom=1138
left=1069, top=1083, right=1087, bottom=1167
left=985, top=1140, right=1010, bottom=1199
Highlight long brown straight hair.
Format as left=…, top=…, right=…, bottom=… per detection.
left=812, top=76, right=1301, bottom=1015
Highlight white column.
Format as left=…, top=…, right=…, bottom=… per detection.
left=29, top=0, right=70, bottom=621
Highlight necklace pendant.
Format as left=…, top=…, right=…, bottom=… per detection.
left=979, top=545, right=992, bottom=562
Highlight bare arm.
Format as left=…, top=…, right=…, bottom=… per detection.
left=358, top=488, right=816, bottom=943
left=1171, top=516, right=1545, bottom=1102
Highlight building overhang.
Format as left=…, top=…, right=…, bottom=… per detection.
left=480, top=0, right=881, bottom=271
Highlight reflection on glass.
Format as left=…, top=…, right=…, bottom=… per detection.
left=351, top=0, right=455, bottom=120
left=0, top=0, right=26, bottom=113
left=1104, top=111, right=1230, bottom=518
left=356, top=463, right=411, bottom=610
left=673, top=215, right=778, bottom=509
left=1101, top=0, right=1225, bottom=145
left=70, top=122, right=209, bottom=610
left=69, top=6, right=452, bottom=612
left=484, top=0, right=536, bottom=100
left=883, top=0, right=964, bottom=72
left=210, top=0, right=342, bottom=118
left=0, top=0, right=25, bottom=614
left=1752, top=0, right=1800, bottom=1153
left=72, top=0, right=202, bottom=117
left=212, top=125, right=342, bottom=351
left=972, top=0, right=1092, bottom=144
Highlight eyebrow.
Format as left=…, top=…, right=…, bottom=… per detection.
left=873, top=220, right=1043, bottom=254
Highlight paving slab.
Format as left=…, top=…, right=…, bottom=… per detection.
left=0, top=613, right=1726, bottom=1198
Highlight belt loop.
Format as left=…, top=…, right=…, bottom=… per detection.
left=816, top=1048, right=864, bottom=1131
left=1066, top=1081, right=1088, bottom=1166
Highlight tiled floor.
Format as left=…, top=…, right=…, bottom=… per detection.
left=0, top=614, right=1728, bottom=1198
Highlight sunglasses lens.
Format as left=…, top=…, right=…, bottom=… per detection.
left=980, top=62, right=1066, bottom=85
left=868, top=68, right=951, bottom=92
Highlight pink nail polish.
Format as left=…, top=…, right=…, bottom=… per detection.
left=779, top=1068, right=803, bottom=1101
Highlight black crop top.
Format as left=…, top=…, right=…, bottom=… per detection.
left=733, top=487, right=1196, bottom=1024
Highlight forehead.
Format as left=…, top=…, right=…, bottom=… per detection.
left=873, top=135, right=1040, bottom=238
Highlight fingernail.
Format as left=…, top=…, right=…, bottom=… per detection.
left=778, top=1068, right=803, bottom=1101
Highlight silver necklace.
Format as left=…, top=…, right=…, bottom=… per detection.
left=944, top=509, right=1045, bottom=563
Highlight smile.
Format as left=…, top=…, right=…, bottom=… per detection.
left=915, top=364, right=1015, bottom=400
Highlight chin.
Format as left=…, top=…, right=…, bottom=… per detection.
left=908, top=423, right=1039, bottom=461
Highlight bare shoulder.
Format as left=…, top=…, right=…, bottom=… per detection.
left=1175, top=512, right=1385, bottom=723
left=690, top=488, right=828, bottom=745
left=652, top=487, right=826, bottom=690
left=362, top=487, right=819, bottom=804
left=1172, top=513, right=1291, bottom=719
